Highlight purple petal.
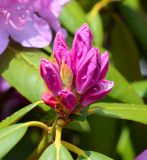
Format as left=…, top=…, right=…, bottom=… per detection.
left=58, top=89, right=77, bottom=112
left=59, top=0, right=70, bottom=6
left=80, top=80, right=114, bottom=107
left=53, top=32, right=68, bottom=67
left=36, top=0, right=68, bottom=36
left=99, top=51, right=109, bottom=80
left=0, top=77, right=10, bottom=93
left=42, top=92, right=58, bottom=109
left=7, top=13, right=52, bottom=48
left=71, top=23, right=93, bottom=73
left=40, top=58, right=62, bottom=96
left=0, top=26, right=9, bottom=54
left=76, top=48, right=101, bottom=94
left=135, top=149, right=147, bottom=160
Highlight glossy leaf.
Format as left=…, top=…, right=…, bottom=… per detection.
left=0, top=101, right=42, bottom=129
left=89, top=102, right=147, bottom=124
left=0, top=123, right=28, bottom=159
left=39, top=143, right=73, bottom=160
left=110, top=15, right=142, bottom=81
left=77, top=151, right=113, bottom=160
left=132, top=80, right=147, bottom=98
left=0, top=45, right=50, bottom=111
left=60, top=0, right=87, bottom=34
left=107, top=65, right=144, bottom=104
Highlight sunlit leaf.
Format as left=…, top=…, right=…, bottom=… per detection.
left=0, top=123, right=28, bottom=159
left=89, top=102, right=147, bottom=124
left=39, top=143, right=73, bottom=160
left=0, top=45, right=50, bottom=111
left=107, top=65, right=144, bottom=104
left=60, top=0, right=87, bottom=34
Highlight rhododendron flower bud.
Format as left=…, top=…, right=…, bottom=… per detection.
left=40, top=23, right=114, bottom=118
left=40, top=58, right=62, bottom=96
left=80, top=80, right=114, bottom=107
left=76, top=48, right=101, bottom=94
left=42, top=92, right=58, bottom=109
left=53, top=32, right=68, bottom=68
left=135, top=149, right=147, bottom=160
left=58, top=90, right=77, bottom=112
left=99, top=51, right=109, bottom=79
left=71, top=23, right=93, bottom=73
left=0, top=0, right=69, bottom=54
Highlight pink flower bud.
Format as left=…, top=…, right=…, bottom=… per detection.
left=40, top=58, right=62, bottom=96
left=58, top=90, right=77, bottom=112
left=40, top=23, right=114, bottom=117
left=42, top=92, right=58, bottom=109
left=76, top=48, right=101, bottom=94
left=80, top=80, right=114, bottom=107
left=71, top=23, right=93, bottom=73
left=53, top=32, right=68, bottom=67
left=99, top=51, right=109, bottom=80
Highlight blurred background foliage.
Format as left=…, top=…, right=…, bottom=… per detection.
left=1, top=0, right=147, bottom=159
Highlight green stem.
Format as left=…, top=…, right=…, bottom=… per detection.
left=62, top=141, right=87, bottom=157
left=90, top=0, right=112, bottom=16
left=55, top=123, right=63, bottom=144
left=26, top=121, right=50, bottom=133
left=48, top=118, right=57, bottom=142
left=88, top=0, right=120, bottom=22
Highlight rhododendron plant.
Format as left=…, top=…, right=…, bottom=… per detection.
left=1, top=0, right=147, bottom=159
left=0, top=0, right=69, bottom=54
left=40, top=24, right=114, bottom=117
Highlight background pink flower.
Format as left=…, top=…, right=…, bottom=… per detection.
left=0, top=0, right=69, bottom=54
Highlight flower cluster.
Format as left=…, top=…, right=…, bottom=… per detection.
left=0, top=0, right=69, bottom=54
left=40, top=23, right=114, bottom=118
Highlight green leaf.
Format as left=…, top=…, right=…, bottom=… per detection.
left=39, top=143, right=74, bottom=160
left=89, top=102, right=147, bottom=124
left=110, top=15, right=142, bottom=81
left=117, top=127, right=135, bottom=160
left=60, top=0, right=87, bottom=34
left=107, top=65, right=144, bottom=104
left=77, top=151, right=113, bottom=160
left=0, top=101, right=42, bottom=129
left=0, top=45, right=49, bottom=111
left=120, top=0, right=147, bottom=55
left=78, top=115, right=117, bottom=155
left=61, top=0, right=104, bottom=47
left=132, top=80, right=147, bottom=98
left=66, top=119, right=90, bottom=132
left=0, top=123, right=28, bottom=159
